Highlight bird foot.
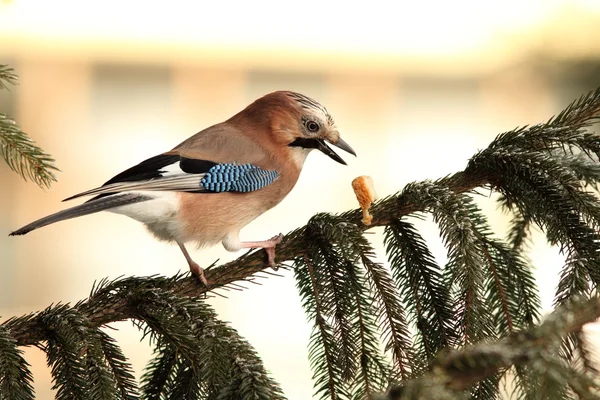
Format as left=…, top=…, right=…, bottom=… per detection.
left=264, top=233, right=283, bottom=270
left=240, top=233, right=283, bottom=270
left=188, top=261, right=208, bottom=286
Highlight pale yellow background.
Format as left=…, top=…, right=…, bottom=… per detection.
left=1, top=1, right=600, bottom=398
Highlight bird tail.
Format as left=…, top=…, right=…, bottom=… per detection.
left=9, top=193, right=151, bottom=236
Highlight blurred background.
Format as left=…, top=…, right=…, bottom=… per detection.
left=1, top=0, right=600, bottom=398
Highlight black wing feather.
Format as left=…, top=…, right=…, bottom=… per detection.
left=179, top=158, right=217, bottom=174
left=103, top=154, right=181, bottom=185
left=103, top=155, right=217, bottom=185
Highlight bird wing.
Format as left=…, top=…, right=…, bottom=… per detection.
left=64, top=124, right=280, bottom=201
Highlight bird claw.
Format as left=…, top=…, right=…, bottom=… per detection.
left=270, top=233, right=283, bottom=245
left=265, top=233, right=283, bottom=270
left=240, top=234, right=283, bottom=270
left=265, top=247, right=278, bottom=270
left=189, top=261, right=208, bottom=286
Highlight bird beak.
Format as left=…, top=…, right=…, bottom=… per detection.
left=319, top=136, right=356, bottom=165
left=288, top=135, right=356, bottom=165
left=331, top=137, right=356, bottom=157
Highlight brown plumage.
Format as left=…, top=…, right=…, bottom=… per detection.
left=10, top=91, right=356, bottom=284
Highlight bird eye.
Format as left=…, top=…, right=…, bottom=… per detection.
left=306, top=120, right=320, bottom=133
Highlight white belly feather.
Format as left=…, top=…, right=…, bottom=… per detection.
left=108, top=191, right=183, bottom=242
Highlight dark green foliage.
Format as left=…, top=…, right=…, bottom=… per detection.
left=504, top=205, right=532, bottom=250
left=397, top=296, right=600, bottom=399
left=126, top=281, right=286, bottom=400
left=36, top=304, right=139, bottom=400
left=481, top=239, right=540, bottom=334
left=0, top=66, right=17, bottom=90
left=214, top=335, right=285, bottom=400
left=41, top=305, right=111, bottom=400
left=98, top=331, right=139, bottom=400
left=3, top=78, right=600, bottom=399
left=396, top=184, right=496, bottom=345
left=294, top=214, right=396, bottom=399
left=468, top=128, right=600, bottom=307
left=0, top=276, right=284, bottom=400
left=140, top=339, right=177, bottom=399
left=0, top=65, right=59, bottom=188
left=360, top=256, right=413, bottom=379
left=0, top=326, right=35, bottom=400
left=384, top=218, right=457, bottom=364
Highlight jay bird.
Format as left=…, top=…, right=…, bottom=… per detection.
left=9, top=91, right=356, bottom=284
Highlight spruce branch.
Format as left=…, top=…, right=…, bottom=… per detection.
left=2, top=85, right=600, bottom=399
left=41, top=306, right=95, bottom=399
left=98, top=331, right=139, bottom=400
left=0, top=65, right=59, bottom=188
left=131, top=283, right=286, bottom=399
left=2, top=278, right=285, bottom=400
left=361, top=255, right=414, bottom=379
left=469, top=148, right=600, bottom=306
left=501, top=203, right=532, bottom=251
left=166, top=355, right=201, bottom=400
left=297, top=254, right=349, bottom=400
left=481, top=240, right=514, bottom=333
left=305, top=216, right=360, bottom=382
left=344, top=263, right=394, bottom=398
left=140, top=339, right=177, bottom=399
left=384, top=218, right=458, bottom=363
left=398, top=183, right=496, bottom=344
left=295, top=215, right=394, bottom=399
left=0, top=65, right=17, bottom=90
left=0, top=325, right=35, bottom=400
left=480, top=238, right=540, bottom=332
left=392, top=295, right=600, bottom=400
left=85, top=328, right=121, bottom=400
left=554, top=151, right=600, bottom=191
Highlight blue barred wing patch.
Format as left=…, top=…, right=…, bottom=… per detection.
left=200, top=163, right=280, bottom=193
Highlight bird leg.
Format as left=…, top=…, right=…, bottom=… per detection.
left=239, top=233, right=283, bottom=270
left=177, top=242, right=208, bottom=286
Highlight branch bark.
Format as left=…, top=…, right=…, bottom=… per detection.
left=3, top=169, right=488, bottom=348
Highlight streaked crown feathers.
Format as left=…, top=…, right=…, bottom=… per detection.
left=285, top=91, right=334, bottom=126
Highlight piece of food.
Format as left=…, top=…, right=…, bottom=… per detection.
left=352, top=175, right=377, bottom=225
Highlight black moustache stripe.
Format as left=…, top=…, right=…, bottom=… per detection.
left=288, top=137, right=321, bottom=149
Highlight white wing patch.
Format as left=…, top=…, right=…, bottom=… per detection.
left=160, top=161, right=186, bottom=177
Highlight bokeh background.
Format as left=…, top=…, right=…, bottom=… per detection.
left=1, top=0, right=600, bottom=398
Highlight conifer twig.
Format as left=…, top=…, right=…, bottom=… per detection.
left=390, top=295, right=600, bottom=399
left=0, top=65, right=59, bottom=188
left=3, top=83, right=600, bottom=400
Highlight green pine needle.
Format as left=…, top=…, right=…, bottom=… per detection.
left=0, top=65, right=59, bottom=188
left=385, top=218, right=458, bottom=362
left=0, top=114, right=59, bottom=188
left=0, top=65, right=17, bottom=91
left=0, top=326, right=35, bottom=400
left=397, top=296, right=600, bottom=399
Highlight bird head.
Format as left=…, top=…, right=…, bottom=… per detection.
left=237, top=91, right=356, bottom=165
left=284, top=92, right=356, bottom=165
